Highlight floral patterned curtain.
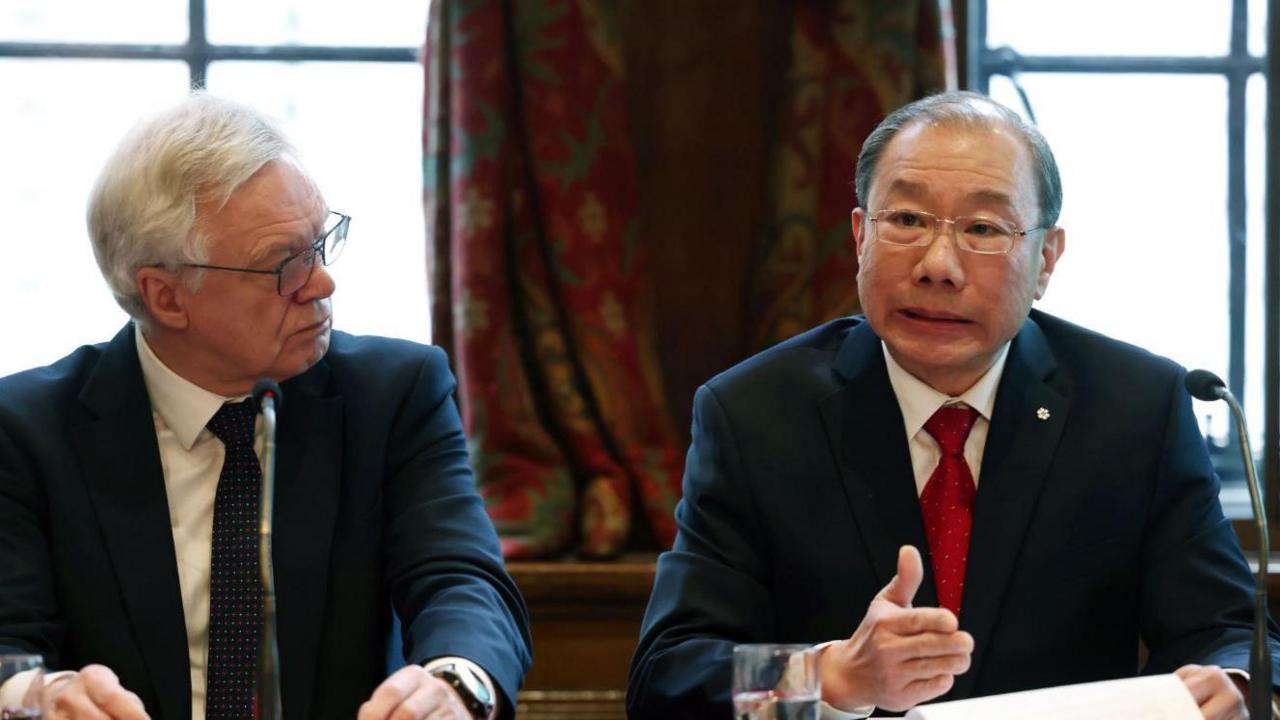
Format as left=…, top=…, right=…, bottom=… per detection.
left=425, top=0, right=955, bottom=559
left=751, top=0, right=956, bottom=348
left=425, top=0, right=682, bottom=559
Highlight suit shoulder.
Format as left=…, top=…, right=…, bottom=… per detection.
left=704, top=317, right=861, bottom=400
left=1030, top=310, right=1184, bottom=387
left=324, top=331, right=454, bottom=393
left=0, top=342, right=107, bottom=416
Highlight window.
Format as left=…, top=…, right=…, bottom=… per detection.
left=970, top=0, right=1273, bottom=517
left=0, top=0, right=430, bottom=377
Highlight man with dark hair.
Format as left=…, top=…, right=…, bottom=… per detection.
left=0, top=94, right=531, bottom=720
left=628, top=91, right=1277, bottom=719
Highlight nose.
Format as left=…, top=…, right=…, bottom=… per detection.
left=911, top=226, right=966, bottom=289
left=294, top=262, right=336, bottom=303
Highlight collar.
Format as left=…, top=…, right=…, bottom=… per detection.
left=882, top=341, right=1010, bottom=438
left=134, top=325, right=243, bottom=450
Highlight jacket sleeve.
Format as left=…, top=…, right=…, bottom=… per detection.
left=383, top=347, right=532, bottom=717
left=627, top=384, right=778, bottom=719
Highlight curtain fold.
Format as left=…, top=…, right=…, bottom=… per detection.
left=425, top=0, right=955, bottom=559
left=426, top=0, right=682, bottom=559
left=751, top=0, right=955, bottom=349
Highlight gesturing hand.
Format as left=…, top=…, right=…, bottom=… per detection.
left=819, top=545, right=974, bottom=712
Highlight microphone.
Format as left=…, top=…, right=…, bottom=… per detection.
left=252, top=379, right=283, bottom=720
left=1185, top=369, right=1271, bottom=719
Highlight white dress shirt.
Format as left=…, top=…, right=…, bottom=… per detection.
left=819, top=342, right=1010, bottom=720
left=0, top=327, right=494, bottom=719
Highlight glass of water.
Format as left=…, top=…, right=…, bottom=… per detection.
left=0, top=655, right=44, bottom=719
left=732, top=644, right=819, bottom=720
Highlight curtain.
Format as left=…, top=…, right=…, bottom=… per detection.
left=425, top=0, right=955, bottom=559
left=751, top=0, right=956, bottom=348
left=425, top=0, right=682, bottom=559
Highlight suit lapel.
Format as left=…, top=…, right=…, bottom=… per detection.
left=818, top=322, right=938, bottom=608
left=272, top=360, right=344, bottom=720
left=950, top=318, right=1071, bottom=699
left=71, top=325, right=191, bottom=720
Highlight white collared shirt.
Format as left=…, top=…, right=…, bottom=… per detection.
left=881, top=341, right=1010, bottom=496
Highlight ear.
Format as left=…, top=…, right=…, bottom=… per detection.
left=136, top=266, right=191, bottom=330
left=852, top=208, right=870, bottom=260
left=1033, top=226, right=1065, bottom=299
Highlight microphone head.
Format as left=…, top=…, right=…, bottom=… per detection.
left=1185, top=368, right=1228, bottom=401
left=252, top=378, right=284, bottom=413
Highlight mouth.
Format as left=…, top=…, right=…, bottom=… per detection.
left=298, top=316, right=331, bottom=335
left=898, top=308, right=973, bottom=325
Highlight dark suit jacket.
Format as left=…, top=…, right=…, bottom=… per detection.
left=627, top=310, right=1279, bottom=718
left=0, top=325, right=531, bottom=720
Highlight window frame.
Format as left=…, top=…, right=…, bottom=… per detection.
left=0, top=0, right=419, bottom=87
left=967, top=0, right=1280, bottom=537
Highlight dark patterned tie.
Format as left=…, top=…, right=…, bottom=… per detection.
left=205, top=400, right=262, bottom=720
left=920, top=404, right=979, bottom=619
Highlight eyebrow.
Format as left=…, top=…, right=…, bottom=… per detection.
left=247, top=241, right=298, bottom=268
left=882, top=180, right=1017, bottom=211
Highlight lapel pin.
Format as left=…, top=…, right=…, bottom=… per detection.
left=1036, top=407, right=1051, bottom=421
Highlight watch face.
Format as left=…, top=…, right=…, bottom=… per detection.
left=434, top=664, right=493, bottom=717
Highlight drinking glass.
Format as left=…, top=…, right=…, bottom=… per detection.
left=0, top=655, right=44, bottom=720
left=732, top=644, right=819, bottom=720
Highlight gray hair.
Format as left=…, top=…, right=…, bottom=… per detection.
left=854, top=90, right=1063, bottom=228
left=87, top=92, right=295, bottom=321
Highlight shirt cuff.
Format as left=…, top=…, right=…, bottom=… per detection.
left=423, top=656, right=499, bottom=720
left=820, top=699, right=876, bottom=719
left=0, top=668, right=74, bottom=709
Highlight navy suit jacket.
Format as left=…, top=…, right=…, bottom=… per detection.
left=0, top=325, right=531, bottom=720
left=627, top=310, right=1279, bottom=717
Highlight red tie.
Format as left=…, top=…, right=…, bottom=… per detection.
left=920, top=404, right=979, bottom=619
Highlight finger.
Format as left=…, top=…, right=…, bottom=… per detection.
left=885, top=631, right=974, bottom=665
left=902, top=652, right=972, bottom=679
left=1199, top=688, right=1245, bottom=720
left=51, top=690, right=111, bottom=720
left=386, top=678, right=462, bottom=720
left=900, top=673, right=955, bottom=707
left=878, top=546, right=925, bottom=608
left=96, top=688, right=150, bottom=720
left=1177, top=666, right=1220, bottom=706
left=359, top=666, right=430, bottom=720
left=881, top=607, right=960, bottom=636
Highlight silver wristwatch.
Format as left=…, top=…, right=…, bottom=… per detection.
left=428, top=662, right=495, bottom=719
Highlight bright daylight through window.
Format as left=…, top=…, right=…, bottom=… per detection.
left=0, top=0, right=430, bottom=379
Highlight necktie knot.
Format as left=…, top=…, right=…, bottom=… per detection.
left=207, top=400, right=257, bottom=448
left=924, top=404, right=979, bottom=457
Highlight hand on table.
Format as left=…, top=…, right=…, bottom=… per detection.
left=819, top=545, right=974, bottom=713
left=42, top=664, right=149, bottom=720
left=1175, top=664, right=1248, bottom=720
left=358, top=664, right=472, bottom=720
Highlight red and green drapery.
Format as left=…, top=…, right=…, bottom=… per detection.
left=425, top=0, right=954, bottom=559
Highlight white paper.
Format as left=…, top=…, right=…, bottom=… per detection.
left=900, top=674, right=1201, bottom=720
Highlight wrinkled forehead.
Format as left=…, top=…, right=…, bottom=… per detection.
left=874, top=117, right=1040, bottom=212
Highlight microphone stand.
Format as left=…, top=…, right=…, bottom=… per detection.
left=256, top=388, right=283, bottom=720
left=1222, top=389, right=1273, bottom=720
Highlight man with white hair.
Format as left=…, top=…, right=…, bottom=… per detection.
left=0, top=93, right=530, bottom=720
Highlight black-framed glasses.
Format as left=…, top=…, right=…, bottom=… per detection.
left=183, top=210, right=350, bottom=295
left=867, top=208, right=1044, bottom=255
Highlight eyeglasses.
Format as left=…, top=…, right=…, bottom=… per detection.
left=867, top=208, right=1043, bottom=255
left=183, top=211, right=350, bottom=295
